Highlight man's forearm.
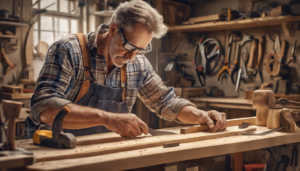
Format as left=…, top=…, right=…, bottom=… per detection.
left=40, top=103, right=110, bottom=129
left=177, top=106, right=206, bottom=124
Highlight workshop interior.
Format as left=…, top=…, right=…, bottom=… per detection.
left=1, top=0, right=300, bottom=170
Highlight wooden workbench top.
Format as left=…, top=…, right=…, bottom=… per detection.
left=15, top=125, right=300, bottom=171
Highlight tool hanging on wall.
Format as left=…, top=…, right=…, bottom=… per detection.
left=265, top=31, right=290, bottom=76
left=286, top=40, right=297, bottom=65
left=217, top=34, right=232, bottom=81
left=253, top=36, right=265, bottom=83
left=247, top=39, right=258, bottom=75
left=235, top=46, right=249, bottom=92
left=195, top=36, right=222, bottom=86
left=231, top=34, right=253, bottom=84
left=0, top=43, right=16, bottom=74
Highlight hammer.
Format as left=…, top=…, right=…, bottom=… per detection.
left=33, top=106, right=77, bottom=148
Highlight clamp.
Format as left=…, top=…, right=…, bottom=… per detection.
left=195, top=38, right=222, bottom=86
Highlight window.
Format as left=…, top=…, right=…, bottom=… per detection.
left=32, top=0, right=81, bottom=48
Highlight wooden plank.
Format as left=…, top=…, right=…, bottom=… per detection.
left=208, top=103, right=254, bottom=110
left=0, top=152, right=33, bottom=169
left=16, top=127, right=255, bottom=162
left=25, top=126, right=300, bottom=171
left=189, top=98, right=252, bottom=105
left=180, top=117, right=256, bottom=134
left=2, top=92, right=33, bottom=99
left=20, top=79, right=36, bottom=85
left=2, top=85, right=22, bottom=94
left=183, top=14, right=220, bottom=24
left=0, top=20, right=28, bottom=26
left=168, top=15, right=300, bottom=33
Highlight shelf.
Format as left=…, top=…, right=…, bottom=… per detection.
left=0, top=34, right=20, bottom=39
left=168, top=15, right=300, bottom=32
left=0, top=20, right=29, bottom=27
left=91, top=10, right=116, bottom=17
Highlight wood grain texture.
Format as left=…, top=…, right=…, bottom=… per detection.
left=180, top=117, right=256, bottom=134
left=267, top=108, right=282, bottom=129
left=280, top=110, right=295, bottom=132
left=16, top=127, right=255, bottom=163
left=24, top=126, right=300, bottom=171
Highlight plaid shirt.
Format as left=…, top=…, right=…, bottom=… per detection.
left=30, top=24, right=196, bottom=124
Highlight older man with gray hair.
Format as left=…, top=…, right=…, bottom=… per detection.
left=24, top=0, right=226, bottom=138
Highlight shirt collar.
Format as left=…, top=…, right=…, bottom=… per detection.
left=89, top=24, right=110, bottom=52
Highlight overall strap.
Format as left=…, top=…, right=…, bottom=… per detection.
left=121, top=64, right=127, bottom=102
left=74, top=33, right=92, bottom=103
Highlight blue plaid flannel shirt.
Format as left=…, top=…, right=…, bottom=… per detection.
left=30, top=24, right=196, bottom=125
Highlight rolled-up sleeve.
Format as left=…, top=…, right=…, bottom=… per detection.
left=30, top=43, right=74, bottom=123
left=138, top=57, right=197, bottom=122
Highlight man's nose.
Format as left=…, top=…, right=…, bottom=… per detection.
left=125, top=50, right=137, bottom=61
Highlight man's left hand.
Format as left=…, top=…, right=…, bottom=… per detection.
left=194, top=109, right=227, bottom=132
left=177, top=106, right=227, bottom=132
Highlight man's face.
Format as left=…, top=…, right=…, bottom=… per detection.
left=108, top=22, right=153, bottom=67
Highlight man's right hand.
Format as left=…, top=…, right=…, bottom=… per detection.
left=105, top=113, right=149, bottom=138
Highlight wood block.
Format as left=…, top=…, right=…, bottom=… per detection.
left=2, top=85, right=22, bottom=94
left=244, top=90, right=254, bottom=100
left=2, top=92, right=33, bottom=100
left=267, top=108, right=282, bottom=129
left=280, top=110, right=295, bottom=132
left=20, top=79, right=36, bottom=85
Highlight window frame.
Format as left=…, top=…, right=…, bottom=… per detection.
left=32, top=0, right=82, bottom=54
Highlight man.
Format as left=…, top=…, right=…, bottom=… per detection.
left=24, top=0, right=226, bottom=138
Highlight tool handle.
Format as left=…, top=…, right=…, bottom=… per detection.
left=281, top=40, right=287, bottom=58
left=247, top=39, right=258, bottom=68
left=257, top=36, right=265, bottom=69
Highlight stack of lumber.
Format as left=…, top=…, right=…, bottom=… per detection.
left=2, top=85, right=33, bottom=99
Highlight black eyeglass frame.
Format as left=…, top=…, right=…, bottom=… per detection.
left=118, top=27, right=152, bottom=55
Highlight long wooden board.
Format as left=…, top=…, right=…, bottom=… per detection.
left=180, top=117, right=256, bottom=134
left=25, top=126, right=300, bottom=171
left=168, top=15, right=300, bottom=33
left=16, top=127, right=255, bottom=162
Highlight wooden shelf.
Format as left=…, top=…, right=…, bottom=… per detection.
left=168, top=15, right=300, bottom=32
left=0, top=20, right=28, bottom=27
left=91, top=10, right=115, bottom=17
left=0, top=34, right=20, bottom=39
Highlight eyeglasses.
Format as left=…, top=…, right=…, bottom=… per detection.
left=119, top=27, right=152, bottom=55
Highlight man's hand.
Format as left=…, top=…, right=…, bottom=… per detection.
left=177, top=106, right=227, bottom=132
left=105, top=113, right=149, bottom=137
left=193, top=109, right=227, bottom=132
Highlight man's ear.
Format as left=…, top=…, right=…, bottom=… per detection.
left=108, top=24, right=118, bottom=36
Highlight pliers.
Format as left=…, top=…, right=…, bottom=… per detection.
left=217, top=34, right=232, bottom=81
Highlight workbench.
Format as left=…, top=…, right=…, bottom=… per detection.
left=12, top=124, right=300, bottom=171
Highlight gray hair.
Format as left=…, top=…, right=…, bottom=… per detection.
left=108, top=0, right=168, bottom=39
